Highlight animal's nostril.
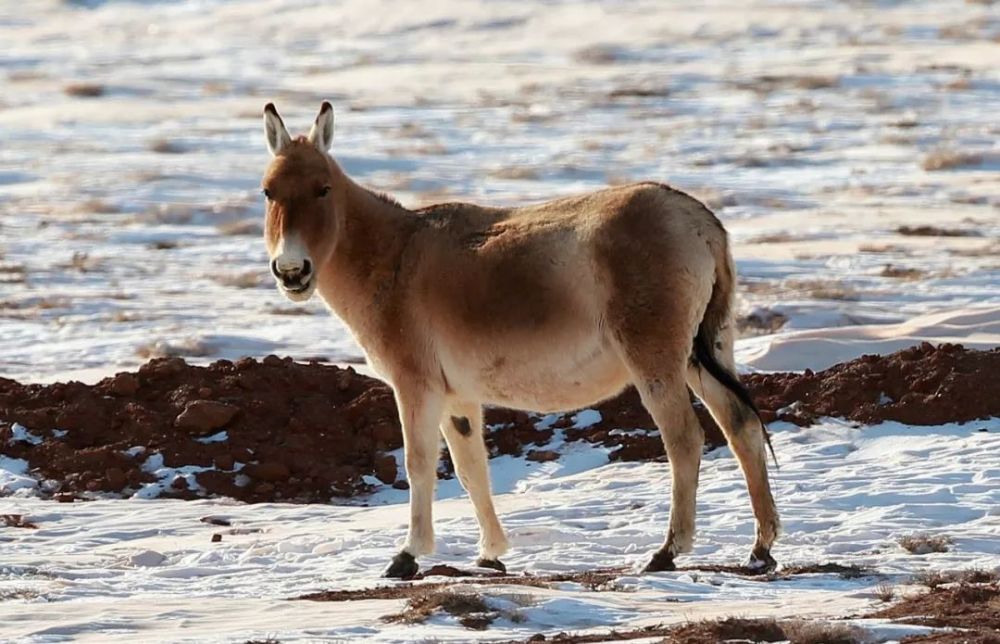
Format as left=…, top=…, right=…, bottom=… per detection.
left=270, top=259, right=280, bottom=278
left=302, top=259, right=312, bottom=276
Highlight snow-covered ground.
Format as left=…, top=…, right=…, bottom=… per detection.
left=3, top=416, right=998, bottom=642
left=2, top=0, right=999, bottom=641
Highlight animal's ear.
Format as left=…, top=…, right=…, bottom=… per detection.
left=263, top=103, right=292, bottom=156
left=307, top=101, right=335, bottom=152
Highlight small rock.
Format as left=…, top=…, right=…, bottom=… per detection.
left=171, top=476, right=188, bottom=490
left=392, top=480, right=410, bottom=490
left=214, top=454, right=235, bottom=471
left=374, top=454, right=398, bottom=484
left=197, top=387, right=213, bottom=398
left=372, top=421, right=398, bottom=448
left=105, top=467, right=127, bottom=490
left=526, top=449, right=560, bottom=462
left=253, top=482, right=275, bottom=495
left=200, top=516, right=231, bottom=527
left=175, top=400, right=239, bottom=432
left=211, top=533, right=222, bottom=543
left=234, top=357, right=256, bottom=370
left=336, top=369, right=354, bottom=391
left=54, top=492, right=75, bottom=503
left=129, top=550, right=167, bottom=567
left=108, top=373, right=139, bottom=396
left=246, top=461, right=290, bottom=482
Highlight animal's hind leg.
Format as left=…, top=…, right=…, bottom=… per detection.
left=440, top=400, right=510, bottom=573
left=687, top=333, right=780, bottom=570
left=634, top=373, right=705, bottom=572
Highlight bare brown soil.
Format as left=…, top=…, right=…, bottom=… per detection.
left=498, top=616, right=871, bottom=643
left=298, top=567, right=631, bottom=601
left=871, top=576, right=1000, bottom=642
left=1, top=343, right=996, bottom=503
left=297, top=562, right=875, bottom=603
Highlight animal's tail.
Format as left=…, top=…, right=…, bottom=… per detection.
left=691, top=254, right=778, bottom=468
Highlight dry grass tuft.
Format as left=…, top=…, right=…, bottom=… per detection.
left=914, top=570, right=954, bottom=589
left=737, top=308, right=788, bottom=337
left=915, top=569, right=1000, bottom=589
left=149, top=139, right=187, bottom=154
left=136, top=338, right=214, bottom=360
left=58, top=251, right=102, bottom=273
left=382, top=590, right=498, bottom=630
left=266, top=306, right=314, bottom=316
left=608, top=85, right=670, bottom=99
left=873, top=581, right=896, bottom=603
left=782, top=619, right=872, bottom=644
left=786, top=279, right=860, bottom=301
left=573, top=43, right=626, bottom=65
left=1, top=514, right=38, bottom=529
left=897, top=225, right=978, bottom=237
left=746, top=231, right=799, bottom=244
left=75, top=198, right=121, bottom=214
left=922, top=148, right=983, bottom=171
left=0, top=262, right=27, bottom=284
left=212, top=271, right=266, bottom=289
left=64, top=83, right=105, bottom=97
left=880, top=265, right=926, bottom=280
left=670, top=616, right=872, bottom=644
left=217, top=219, right=263, bottom=236
left=899, top=533, right=953, bottom=555
left=0, top=588, right=42, bottom=601
left=739, top=74, right=840, bottom=93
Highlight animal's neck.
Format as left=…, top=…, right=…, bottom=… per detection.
left=318, top=161, right=414, bottom=323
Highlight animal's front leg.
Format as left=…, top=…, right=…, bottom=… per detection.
left=383, top=384, right=444, bottom=579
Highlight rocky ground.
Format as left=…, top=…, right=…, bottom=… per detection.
left=2, top=343, right=997, bottom=504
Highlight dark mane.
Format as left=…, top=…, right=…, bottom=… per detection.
left=366, top=187, right=404, bottom=209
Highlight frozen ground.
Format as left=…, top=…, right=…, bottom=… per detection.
left=1, top=0, right=999, bottom=641
left=3, top=416, right=998, bottom=642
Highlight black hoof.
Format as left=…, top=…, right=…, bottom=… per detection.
left=642, top=549, right=676, bottom=573
left=383, top=551, right=419, bottom=579
left=476, top=558, right=507, bottom=574
left=747, top=547, right=777, bottom=573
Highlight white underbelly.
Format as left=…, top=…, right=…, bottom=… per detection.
left=444, top=334, right=632, bottom=412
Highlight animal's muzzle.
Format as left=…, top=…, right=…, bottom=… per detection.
left=271, top=257, right=313, bottom=292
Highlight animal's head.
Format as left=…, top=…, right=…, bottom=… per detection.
left=260, top=102, right=339, bottom=302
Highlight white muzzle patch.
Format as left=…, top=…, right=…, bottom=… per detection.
left=270, top=234, right=315, bottom=302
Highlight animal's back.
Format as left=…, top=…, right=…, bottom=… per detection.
left=407, top=182, right=727, bottom=410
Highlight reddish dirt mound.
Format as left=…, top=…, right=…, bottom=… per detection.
left=746, top=343, right=1000, bottom=427
left=0, top=356, right=401, bottom=503
left=1, top=344, right=996, bottom=503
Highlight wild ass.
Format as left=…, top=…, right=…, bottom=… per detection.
left=260, top=102, right=780, bottom=578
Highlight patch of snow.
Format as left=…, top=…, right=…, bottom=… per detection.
left=195, top=431, right=228, bottom=444
left=9, top=423, right=42, bottom=445
left=0, top=456, right=37, bottom=494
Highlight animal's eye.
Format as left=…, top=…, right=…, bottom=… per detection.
left=318, top=186, right=331, bottom=198
left=262, top=188, right=272, bottom=200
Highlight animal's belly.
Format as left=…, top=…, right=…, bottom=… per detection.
left=448, top=337, right=632, bottom=413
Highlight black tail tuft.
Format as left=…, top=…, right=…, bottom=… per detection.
left=692, top=328, right=778, bottom=469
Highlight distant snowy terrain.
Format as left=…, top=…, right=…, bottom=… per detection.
left=1, top=0, right=999, bottom=642
left=0, top=0, right=997, bottom=382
